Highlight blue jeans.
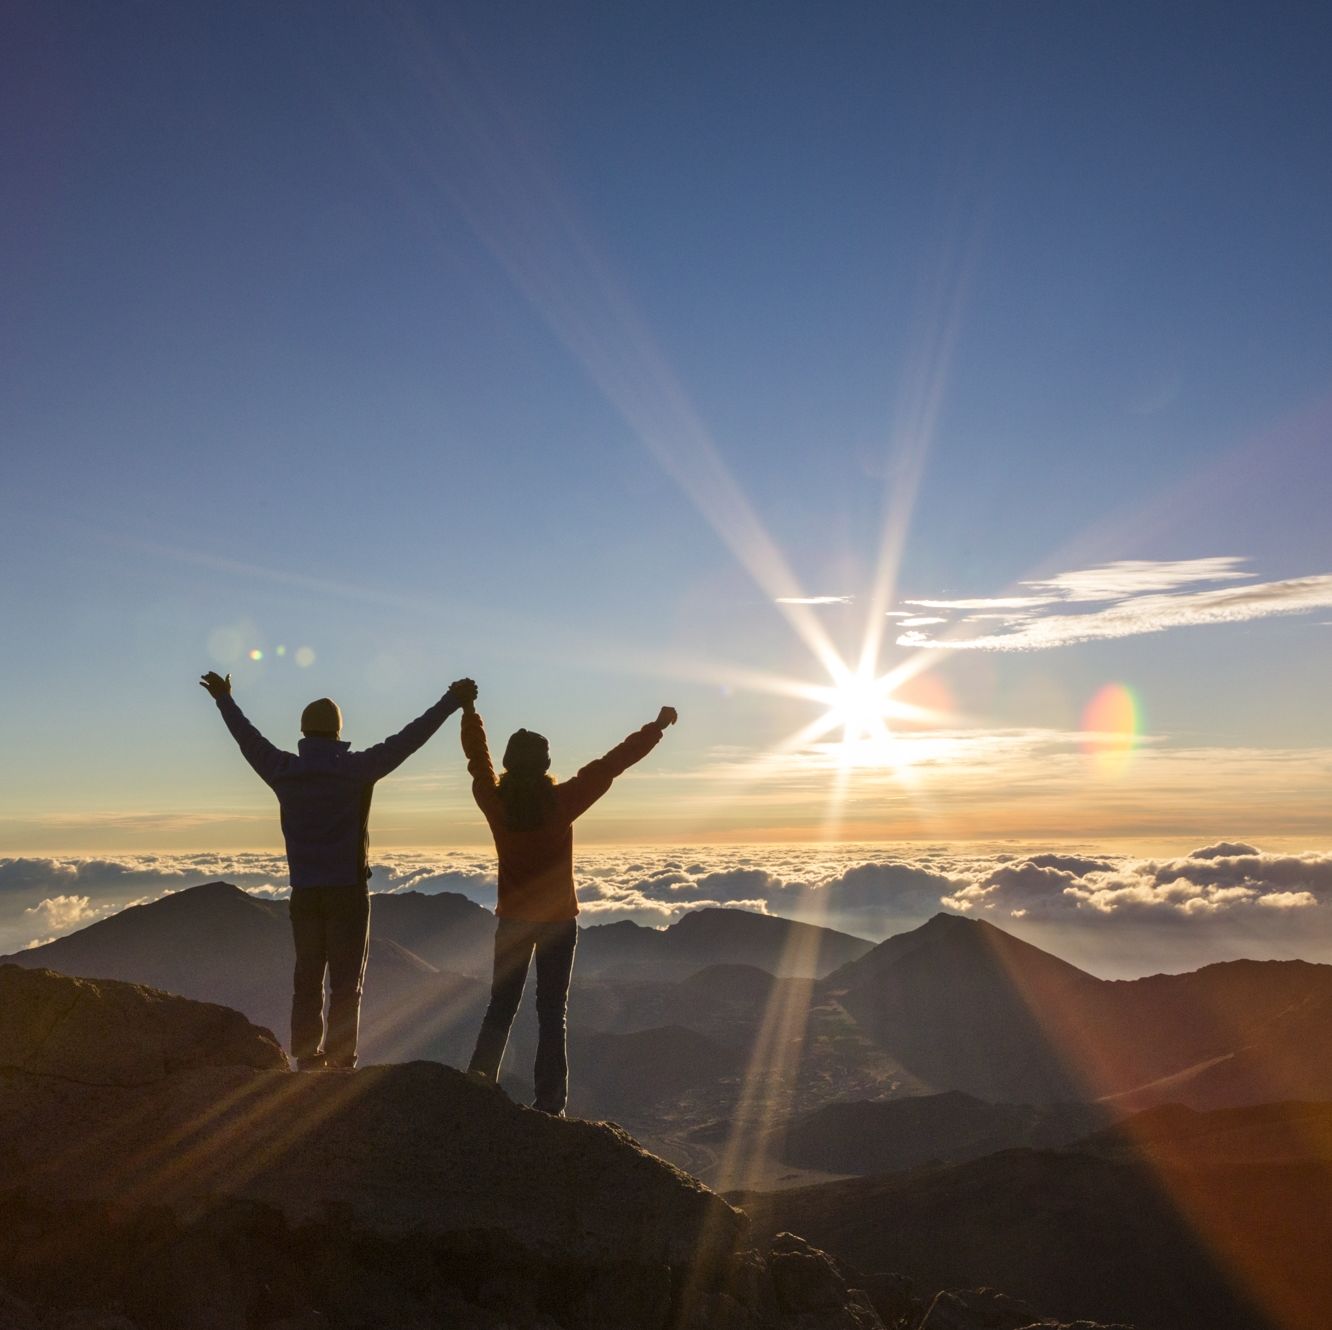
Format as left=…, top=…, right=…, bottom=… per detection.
left=469, top=918, right=578, bottom=1113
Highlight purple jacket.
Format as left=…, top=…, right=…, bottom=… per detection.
left=214, top=690, right=462, bottom=888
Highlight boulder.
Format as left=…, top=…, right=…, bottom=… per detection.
left=918, top=1288, right=1136, bottom=1330
left=856, top=1272, right=922, bottom=1329
left=0, top=965, right=286, bottom=1086
left=918, top=1289, right=1044, bottom=1330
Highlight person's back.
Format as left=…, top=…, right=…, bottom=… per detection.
left=462, top=700, right=677, bottom=1113
left=267, top=737, right=371, bottom=886
left=201, top=671, right=476, bottom=1067
left=464, top=711, right=672, bottom=920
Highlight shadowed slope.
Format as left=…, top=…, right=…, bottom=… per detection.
left=738, top=1100, right=1332, bottom=1330
left=358, top=888, right=494, bottom=975
left=773, top=1091, right=1110, bottom=1174
left=824, top=913, right=1102, bottom=1102
left=1, top=883, right=293, bottom=1032
left=578, top=908, right=874, bottom=980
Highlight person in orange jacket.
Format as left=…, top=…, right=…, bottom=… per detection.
left=461, top=695, right=677, bottom=1114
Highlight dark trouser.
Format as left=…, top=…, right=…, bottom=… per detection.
left=289, top=884, right=371, bottom=1067
left=469, top=918, right=578, bottom=1114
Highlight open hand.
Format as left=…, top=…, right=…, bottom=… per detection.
left=199, top=671, right=232, bottom=699
left=656, top=706, right=678, bottom=729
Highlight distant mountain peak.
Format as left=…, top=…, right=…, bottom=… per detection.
left=823, top=907, right=1100, bottom=1033
left=166, top=880, right=252, bottom=900
left=141, top=881, right=284, bottom=917
left=668, top=906, right=867, bottom=945
left=918, top=911, right=980, bottom=930
left=584, top=919, right=647, bottom=935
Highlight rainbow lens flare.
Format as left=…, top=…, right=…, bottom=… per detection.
left=1081, top=683, right=1140, bottom=774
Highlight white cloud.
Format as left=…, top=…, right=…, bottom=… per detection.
left=1023, top=558, right=1252, bottom=600
left=899, top=569, right=1332, bottom=652
left=904, top=596, right=1056, bottom=611
left=24, top=895, right=109, bottom=933
left=1256, top=891, right=1318, bottom=909
left=941, top=845, right=1332, bottom=925
left=4, top=842, right=1332, bottom=972
left=903, top=558, right=1252, bottom=614
left=775, top=595, right=852, bottom=605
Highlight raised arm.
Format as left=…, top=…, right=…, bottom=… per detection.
left=561, top=706, right=677, bottom=821
left=199, top=672, right=288, bottom=785
left=353, top=678, right=477, bottom=782
left=460, top=703, right=498, bottom=790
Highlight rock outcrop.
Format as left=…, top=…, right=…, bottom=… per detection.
left=0, top=967, right=886, bottom=1330
left=915, top=1287, right=1135, bottom=1330
left=0, top=967, right=1134, bottom=1330
left=0, top=963, right=287, bottom=1085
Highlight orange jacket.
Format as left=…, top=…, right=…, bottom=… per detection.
left=462, top=711, right=665, bottom=922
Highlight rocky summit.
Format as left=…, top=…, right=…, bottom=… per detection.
left=0, top=965, right=877, bottom=1329
left=0, top=966, right=1131, bottom=1330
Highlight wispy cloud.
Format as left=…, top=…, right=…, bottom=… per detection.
left=905, top=595, right=1055, bottom=611
left=896, top=558, right=1332, bottom=651
left=1025, top=557, right=1253, bottom=600
left=774, top=595, right=852, bottom=606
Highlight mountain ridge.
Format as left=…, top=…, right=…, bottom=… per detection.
left=8, top=885, right=1332, bottom=1127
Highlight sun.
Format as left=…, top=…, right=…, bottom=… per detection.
left=783, top=652, right=955, bottom=771
left=815, top=667, right=895, bottom=744
left=793, top=662, right=904, bottom=767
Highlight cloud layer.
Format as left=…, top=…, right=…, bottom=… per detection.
left=4, top=841, right=1330, bottom=976
left=896, top=557, right=1332, bottom=651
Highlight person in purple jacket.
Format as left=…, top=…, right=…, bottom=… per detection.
left=199, top=670, right=477, bottom=1070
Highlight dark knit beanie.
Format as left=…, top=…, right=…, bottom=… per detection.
left=503, top=728, right=551, bottom=773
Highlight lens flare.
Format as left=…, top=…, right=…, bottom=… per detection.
left=206, top=625, right=244, bottom=665
left=248, top=649, right=264, bottom=662
left=1082, top=683, right=1140, bottom=774
left=294, top=647, right=316, bottom=668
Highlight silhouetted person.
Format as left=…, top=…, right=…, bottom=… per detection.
left=199, top=670, right=477, bottom=1070
left=462, top=697, right=677, bottom=1114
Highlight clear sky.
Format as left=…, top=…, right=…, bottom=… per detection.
left=3, top=0, right=1331, bottom=856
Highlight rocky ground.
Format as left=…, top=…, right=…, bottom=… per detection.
left=0, top=965, right=1130, bottom=1330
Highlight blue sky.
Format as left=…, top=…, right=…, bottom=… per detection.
left=3, top=1, right=1330, bottom=851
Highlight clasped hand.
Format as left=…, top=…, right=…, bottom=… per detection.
left=450, top=678, right=479, bottom=708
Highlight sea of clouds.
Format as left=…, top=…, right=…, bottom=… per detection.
left=3, top=841, right=1331, bottom=977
